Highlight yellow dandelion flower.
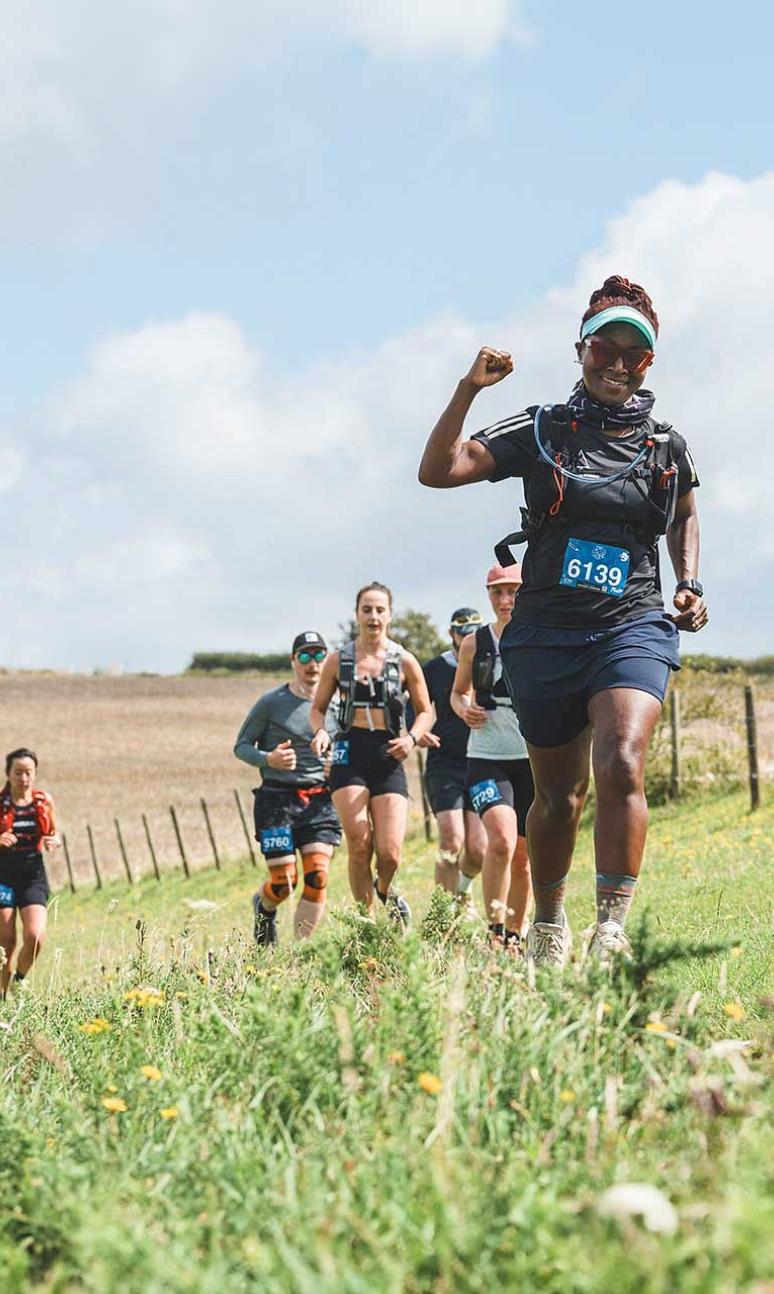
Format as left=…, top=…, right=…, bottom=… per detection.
left=102, top=1097, right=127, bottom=1113
left=559, top=1089, right=576, bottom=1102
left=723, top=1002, right=746, bottom=1022
left=387, top=1051, right=406, bottom=1065
left=140, top=1065, right=162, bottom=1081
left=159, top=1106, right=179, bottom=1120
left=418, top=1072, right=443, bottom=1095
left=80, top=1018, right=111, bottom=1035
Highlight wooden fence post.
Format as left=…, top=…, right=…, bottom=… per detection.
left=234, top=789, right=257, bottom=866
left=744, top=684, right=760, bottom=811
left=669, top=688, right=681, bottom=800
left=62, top=832, right=77, bottom=894
left=201, top=797, right=221, bottom=870
left=142, top=813, right=161, bottom=881
left=416, top=749, right=434, bottom=842
left=169, top=805, right=190, bottom=878
left=114, top=818, right=133, bottom=884
left=86, top=824, right=102, bottom=889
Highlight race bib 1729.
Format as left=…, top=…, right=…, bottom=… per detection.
left=260, top=826, right=294, bottom=855
left=469, top=779, right=503, bottom=816
left=560, top=538, right=630, bottom=598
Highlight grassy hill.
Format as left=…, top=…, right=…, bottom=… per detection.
left=1, top=790, right=772, bottom=1292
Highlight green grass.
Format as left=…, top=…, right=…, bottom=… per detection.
left=1, top=790, right=772, bottom=1292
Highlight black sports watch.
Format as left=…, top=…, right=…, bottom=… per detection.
left=675, top=579, right=704, bottom=597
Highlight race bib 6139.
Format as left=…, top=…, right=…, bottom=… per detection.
left=560, top=538, right=630, bottom=598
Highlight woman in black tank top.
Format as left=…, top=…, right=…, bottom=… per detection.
left=0, top=748, right=60, bottom=996
left=310, top=582, right=432, bottom=928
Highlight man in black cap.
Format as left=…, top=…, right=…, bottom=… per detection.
left=235, top=631, right=341, bottom=946
left=418, top=609, right=487, bottom=896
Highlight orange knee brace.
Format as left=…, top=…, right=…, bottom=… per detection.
left=262, top=859, right=298, bottom=906
left=301, top=852, right=329, bottom=904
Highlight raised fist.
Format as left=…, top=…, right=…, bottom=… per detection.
left=463, top=347, right=514, bottom=390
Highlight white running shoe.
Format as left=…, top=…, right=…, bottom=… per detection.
left=588, top=921, right=632, bottom=964
left=526, top=919, right=572, bottom=970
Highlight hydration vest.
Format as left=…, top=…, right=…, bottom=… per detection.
left=470, top=626, right=511, bottom=712
left=337, top=639, right=405, bottom=736
left=495, top=404, right=681, bottom=567
left=0, top=784, right=53, bottom=842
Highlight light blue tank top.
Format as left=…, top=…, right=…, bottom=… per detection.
left=467, top=626, right=528, bottom=762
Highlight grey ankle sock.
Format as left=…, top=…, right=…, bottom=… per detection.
left=533, top=871, right=569, bottom=926
left=596, top=872, right=637, bottom=928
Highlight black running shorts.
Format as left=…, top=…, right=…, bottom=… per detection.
left=0, top=853, right=50, bottom=909
left=423, top=755, right=474, bottom=815
left=465, top=757, right=535, bottom=835
left=252, top=784, right=342, bottom=860
left=328, top=729, right=409, bottom=799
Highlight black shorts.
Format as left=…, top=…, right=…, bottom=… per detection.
left=424, top=755, right=474, bottom=815
left=466, top=758, right=534, bottom=835
left=328, top=729, right=409, bottom=799
left=0, top=853, right=50, bottom=909
left=501, top=611, right=679, bottom=748
left=253, top=784, right=342, bottom=861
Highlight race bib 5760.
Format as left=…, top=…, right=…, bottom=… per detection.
left=260, top=826, right=294, bottom=855
left=560, top=538, right=630, bottom=598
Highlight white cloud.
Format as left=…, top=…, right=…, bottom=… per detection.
left=5, top=168, right=774, bottom=668
left=0, top=439, right=23, bottom=492
left=337, top=0, right=530, bottom=61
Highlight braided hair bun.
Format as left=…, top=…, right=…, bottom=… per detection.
left=581, top=275, right=659, bottom=338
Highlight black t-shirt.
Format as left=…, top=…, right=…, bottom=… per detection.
left=422, top=651, right=469, bottom=764
left=472, top=406, right=699, bottom=629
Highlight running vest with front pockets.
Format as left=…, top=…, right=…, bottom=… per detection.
left=337, top=640, right=405, bottom=736
left=488, top=406, right=693, bottom=629
left=0, top=786, right=52, bottom=863
left=468, top=626, right=528, bottom=761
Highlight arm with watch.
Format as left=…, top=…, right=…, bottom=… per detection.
left=666, top=490, right=708, bottom=633
left=385, top=651, right=434, bottom=763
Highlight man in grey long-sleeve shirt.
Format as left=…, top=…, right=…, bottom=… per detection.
left=235, top=630, right=341, bottom=946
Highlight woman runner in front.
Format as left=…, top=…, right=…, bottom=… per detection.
left=310, top=582, right=433, bottom=927
left=0, top=748, right=61, bottom=995
left=419, top=276, right=707, bottom=968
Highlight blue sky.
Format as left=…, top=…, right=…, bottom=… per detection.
left=1, top=1, right=772, bottom=669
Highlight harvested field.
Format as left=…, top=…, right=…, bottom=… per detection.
left=0, top=671, right=425, bottom=889
left=0, top=668, right=769, bottom=891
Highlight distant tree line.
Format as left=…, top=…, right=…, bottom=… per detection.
left=188, top=610, right=448, bottom=674
left=188, top=635, right=774, bottom=678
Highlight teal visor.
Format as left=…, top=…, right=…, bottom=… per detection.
left=580, top=305, right=656, bottom=350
